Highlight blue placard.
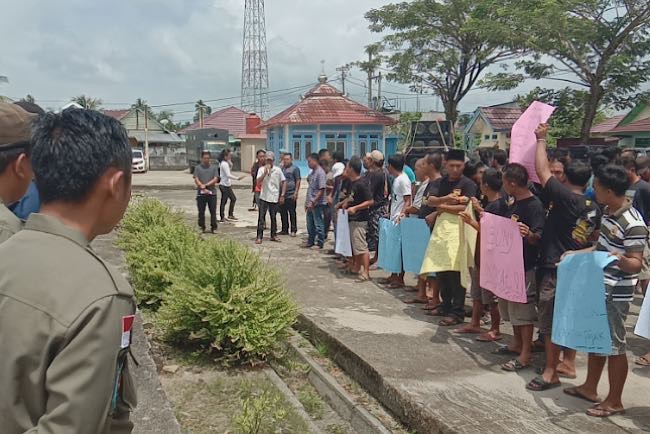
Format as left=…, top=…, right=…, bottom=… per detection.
left=400, top=218, right=431, bottom=274
left=378, top=218, right=402, bottom=274
left=552, top=252, right=616, bottom=354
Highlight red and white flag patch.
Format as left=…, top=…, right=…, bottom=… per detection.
left=121, top=315, right=135, bottom=349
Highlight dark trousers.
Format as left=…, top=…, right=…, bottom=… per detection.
left=306, top=204, right=327, bottom=247
left=279, top=197, right=297, bottom=234
left=438, top=271, right=466, bottom=319
left=197, top=194, right=217, bottom=231
left=323, top=204, right=332, bottom=239
left=219, top=185, right=237, bottom=219
left=257, top=199, right=278, bottom=239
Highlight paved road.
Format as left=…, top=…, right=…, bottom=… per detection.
left=143, top=187, right=650, bottom=434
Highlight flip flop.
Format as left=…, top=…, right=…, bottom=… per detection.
left=453, top=327, right=482, bottom=334
left=425, top=309, right=447, bottom=317
left=586, top=406, right=626, bottom=418
left=501, top=359, right=529, bottom=372
left=423, top=303, right=441, bottom=311
left=438, top=317, right=463, bottom=326
left=402, top=286, right=419, bottom=293
left=535, top=366, right=577, bottom=379
left=563, top=387, right=601, bottom=403
left=526, top=375, right=561, bottom=391
left=476, top=332, right=503, bottom=342
left=635, top=355, right=650, bottom=366
left=355, top=276, right=370, bottom=283
left=403, top=298, right=428, bottom=304
left=492, top=346, right=519, bottom=356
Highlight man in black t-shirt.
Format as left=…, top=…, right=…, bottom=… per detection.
left=340, top=157, right=374, bottom=281
left=527, top=124, right=601, bottom=392
left=498, top=164, right=545, bottom=373
left=424, top=149, right=478, bottom=325
left=364, top=150, right=389, bottom=262
left=621, top=157, right=650, bottom=291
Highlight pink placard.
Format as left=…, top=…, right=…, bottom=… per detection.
left=479, top=212, right=527, bottom=303
left=509, top=101, right=556, bottom=183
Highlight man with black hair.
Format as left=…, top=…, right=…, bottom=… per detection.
left=497, top=163, right=545, bottom=373
left=637, top=156, right=650, bottom=183
left=492, top=148, right=507, bottom=172
left=0, top=103, right=36, bottom=243
left=364, top=150, right=389, bottom=264
left=193, top=150, right=219, bottom=233
left=338, top=156, right=374, bottom=281
left=278, top=152, right=301, bottom=236
left=304, top=153, right=328, bottom=249
left=249, top=149, right=266, bottom=211
left=219, top=149, right=244, bottom=222
left=550, top=157, right=568, bottom=185
left=0, top=109, right=137, bottom=433
left=256, top=151, right=286, bottom=244
left=527, top=123, right=601, bottom=392
left=563, top=164, right=647, bottom=418
left=425, top=149, right=478, bottom=326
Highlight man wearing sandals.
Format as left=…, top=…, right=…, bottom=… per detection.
left=528, top=124, right=601, bottom=392
left=562, top=165, right=647, bottom=418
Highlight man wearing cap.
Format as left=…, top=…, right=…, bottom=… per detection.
left=0, top=102, right=36, bottom=243
left=364, top=150, right=389, bottom=263
left=256, top=151, right=286, bottom=244
left=0, top=109, right=137, bottom=433
left=425, top=149, right=478, bottom=326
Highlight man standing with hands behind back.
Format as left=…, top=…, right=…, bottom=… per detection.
left=256, top=151, right=286, bottom=244
left=193, top=150, right=219, bottom=233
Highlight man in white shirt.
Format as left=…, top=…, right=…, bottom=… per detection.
left=388, top=154, right=412, bottom=222
left=219, top=149, right=245, bottom=222
left=256, top=151, right=286, bottom=244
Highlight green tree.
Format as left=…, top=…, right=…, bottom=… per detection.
left=365, top=0, right=522, bottom=125
left=193, top=100, right=212, bottom=124
left=155, top=110, right=180, bottom=132
left=71, top=95, right=102, bottom=110
left=489, top=0, right=650, bottom=141
left=22, top=94, right=35, bottom=104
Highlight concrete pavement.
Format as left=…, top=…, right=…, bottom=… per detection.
left=132, top=169, right=252, bottom=190
left=143, top=187, right=650, bottom=434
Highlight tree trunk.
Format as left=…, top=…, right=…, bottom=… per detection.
left=580, top=84, right=603, bottom=144
left=444, top=99, right=458, bottom=149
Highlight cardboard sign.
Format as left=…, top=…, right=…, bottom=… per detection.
left=400, top=217, right=431, bottom=274
left=509, top=101, right=556, bottom=183
left=635, top=284, right=650, bottom=340
left=378, top=218, right=402, bottom=274
left=335, top=209, right=352, bottom=257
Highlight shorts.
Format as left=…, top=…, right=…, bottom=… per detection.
left=639, top=241, right=650, bottom=281
left=349, top=221, right=369, bottom=255
left=469, top=268, right=496, bottom=304
left=537, top=268, right=557, bottom=336
left=499, top=270, right=537, bottom=326
left=597, top=299, right=630, bottom=356
left=367, top=203, right=388, bottom=252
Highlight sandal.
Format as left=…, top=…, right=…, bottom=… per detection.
left=355, top=275, right=370, bottom=283
left=635, top=355, right=650, bottom=366
left=438, top=317, right=463, bottom=327
left=402, top=286, right=419, bottom=293
left=563, top=387, right=601, bottom=403
left=526, top=375, right=561, bottom=391
left=586, top=405, right=626, bottom=418
left=501, top=359, right=529, bottom=372
left=492, top=346, right=520, bottom=356
left=476, top=332, right=503, bottom=342
left=403, top=298, right=428, bottom=304
left=423, top=303, right=440, bottom=311
left=534, top=366, right=577, bottom=379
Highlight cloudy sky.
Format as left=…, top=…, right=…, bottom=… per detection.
left=1, top=0, right=552, bottom=121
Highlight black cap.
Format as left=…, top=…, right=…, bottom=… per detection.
left=446, top=149, right=465, bottom=162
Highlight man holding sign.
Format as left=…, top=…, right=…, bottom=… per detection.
left=527, top=124, right=601, bottom=392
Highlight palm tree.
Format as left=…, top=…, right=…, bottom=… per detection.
left=71, top=95, right=102, bottom=110
left=156, top=110, right=178, bottom=131
left=193, top=100, right=212, bottom=124
left=22, top=94, right=35, bottom=104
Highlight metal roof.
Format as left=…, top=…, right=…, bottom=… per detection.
left=590, top=115, right=626, bottom=134
left=259, top=80, right=397, bottom=129
left=181, top=106, right=249, bottom=136
left=480, top=107, right=524, bottom=131
left=610, top=117, right=650, bottom=133
left=129, top=131, right=183, bottom=144
left=102, top=109, right=131, bottom=121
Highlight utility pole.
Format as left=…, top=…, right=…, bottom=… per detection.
left=367, top=52, right=373, bottom=108
left=336, top=65, right=350, bottom=95
left=199, top=104, right=205, bottom=128
left=377, top=72, right=382, bottom=111
left=143, top=108, right=150, bottom=171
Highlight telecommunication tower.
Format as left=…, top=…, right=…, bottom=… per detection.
left=240, top=0, right=269, bottom=119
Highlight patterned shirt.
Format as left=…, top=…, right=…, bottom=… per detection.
left=596, top=201, right=649, bottom=301
left=306, top=165, right=327, bottom=206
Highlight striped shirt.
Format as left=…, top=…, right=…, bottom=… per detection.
left=596, top=201, right=649, bottom=301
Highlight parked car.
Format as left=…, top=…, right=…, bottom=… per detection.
left=132, top=149, right=146, bottom=173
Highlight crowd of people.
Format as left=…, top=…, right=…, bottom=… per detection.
left=240, top=124, right=650, bottom=419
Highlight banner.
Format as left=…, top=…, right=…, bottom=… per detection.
left=420, top=213, right=461, bottom=274
left=334, top=209, right=352, bottom=257
left=635, top=284, right=650, bottom=340
left=479, top=212, right=526, bottom=303
left=459, top=201, right=478, bottom=289
left=400, top=217, right=431, bottom=274
left=552, top=252, right=616, bottom=353
left=509, top=101, right=556, bottom=183
left=378, top=218, right=402, bottom=274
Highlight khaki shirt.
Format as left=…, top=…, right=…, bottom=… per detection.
left=0, top=214, right=137, bottom=434
left=0, top=201, right=22, bottom=244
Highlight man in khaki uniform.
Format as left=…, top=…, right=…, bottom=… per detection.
left=0, top=102, right=36, bottom=243
left=0, top=108, right=137, bottom=433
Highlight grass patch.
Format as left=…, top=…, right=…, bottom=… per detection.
left=298, top=383, right=326, bottom=420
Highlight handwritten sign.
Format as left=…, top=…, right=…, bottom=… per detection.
left=509, top=101, right=556, bottom=183
left=552, top=252, right=616, bottom=353
left=635, top=284, right=650, bottom=340
left=479, top=212, right=526, bottom=303
left=378, top=218, right=402, bottom=274
left=335, top=209, right=352, bottom=257
left=400, top=217, right=431, bottom=274
left=420, top=213, right=461, bottom=274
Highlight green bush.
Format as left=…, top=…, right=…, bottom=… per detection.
left=117, top=198, right=298, bottom=363
left=157, top=238, right=298, bottom=362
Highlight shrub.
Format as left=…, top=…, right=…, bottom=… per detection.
left=157, top=238, right=298, bottom=362
left=116, top=197, right=185, bottom=252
